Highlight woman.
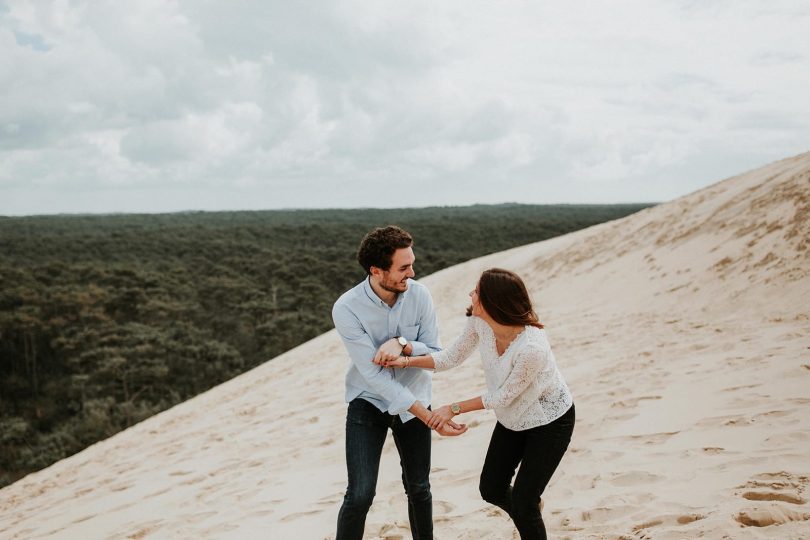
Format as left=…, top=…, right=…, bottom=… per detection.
left=377, top=268, right=574, bottom=540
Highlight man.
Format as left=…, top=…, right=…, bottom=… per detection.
left=332, top=225, right=467, bottom=540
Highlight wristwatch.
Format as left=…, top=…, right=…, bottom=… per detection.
left=396, top=336, right=408, bottom=349
left=450, top=403, right=461, bottom=415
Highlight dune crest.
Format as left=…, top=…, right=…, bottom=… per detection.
left=2, top=153, right=809, bottom=539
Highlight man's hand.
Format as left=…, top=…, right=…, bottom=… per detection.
left=373, top=337, right=404, bottom=365
left=375, top=355, right=407, bottom=368
left=412, top=403, right=466, bottom=436
left=427, top=405, right=455, bottom=430
left=435, top=420, right=467, bottom=437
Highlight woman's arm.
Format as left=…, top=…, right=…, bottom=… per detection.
left=409, top=400, right=468, bottom=436
left=375, top=354, right=435, bottom=369
left=376, top=317, right=480, bottom=372
left=431, top=317, right=479, bottom=371
left=427, top=396, right=484, bottom=429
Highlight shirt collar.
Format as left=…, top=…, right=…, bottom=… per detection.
left=363, top=275, right=408, bottom=307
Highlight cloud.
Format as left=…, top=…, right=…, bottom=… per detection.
left=1, top=0, right=809, bottom=214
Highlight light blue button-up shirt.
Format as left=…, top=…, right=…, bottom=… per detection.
left=332, top=277, right=441, bottom=422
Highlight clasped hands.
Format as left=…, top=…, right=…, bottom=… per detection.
left=372, top=337, right=407, bottom=366
left=373, top=339, right=467, bottom=436
left=426, top=405, right=466, bottom=436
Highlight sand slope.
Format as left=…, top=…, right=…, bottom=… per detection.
left=1, top=153, right=809, bottom=539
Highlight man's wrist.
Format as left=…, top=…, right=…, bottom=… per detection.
left=408, top=401, right=431, bottom=425
left=395, top=336, right=408, bottom=350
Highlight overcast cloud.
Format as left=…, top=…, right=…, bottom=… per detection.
left=1, top=0, right=809, bottom=215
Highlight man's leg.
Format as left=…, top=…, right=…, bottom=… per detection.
left=392, top=415, right=433, bottom=540
left=336, top=399, right=388, bottom=540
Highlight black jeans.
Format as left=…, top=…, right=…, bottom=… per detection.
left=336, top=398, right=433, bottom=540
left=479, top=403, right=575, bottom=540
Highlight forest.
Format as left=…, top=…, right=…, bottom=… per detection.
left=0, top=203, right=652, bottom=486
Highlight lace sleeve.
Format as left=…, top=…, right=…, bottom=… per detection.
left=432, top=317, right=479, bottom=372
left=482, top=341, right=548, bottom=410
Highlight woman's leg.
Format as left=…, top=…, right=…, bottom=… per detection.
left=510, top=404, right=576, bottom=540
left=478, top=422, right=525, bottom=516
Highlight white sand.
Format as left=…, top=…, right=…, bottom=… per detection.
left=1, top=152, right=809, bottom=539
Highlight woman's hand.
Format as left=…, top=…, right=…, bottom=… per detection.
left=426, top=405, right=456, bottom=430
left=374, top=355, right=409, bottom=368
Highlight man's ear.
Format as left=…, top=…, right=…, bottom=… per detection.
left=369, top=266, right=382, bottom=279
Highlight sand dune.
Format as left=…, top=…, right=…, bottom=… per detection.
left=2, top=152, right=809, bottom=539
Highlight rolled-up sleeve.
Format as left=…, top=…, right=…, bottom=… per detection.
left=332, top=303, right=416, bottom=414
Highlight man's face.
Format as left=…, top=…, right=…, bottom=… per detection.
left=373, top=246, right=416, bottom=294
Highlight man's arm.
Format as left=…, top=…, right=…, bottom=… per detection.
left=372, top=285, right=441, bottom=364
left=333, top=303, right=417, bottom=415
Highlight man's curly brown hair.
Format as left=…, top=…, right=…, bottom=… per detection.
left=357, top=226, right=413, bottom=274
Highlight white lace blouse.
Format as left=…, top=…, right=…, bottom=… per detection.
left=432, top=316, right=573, bottom=431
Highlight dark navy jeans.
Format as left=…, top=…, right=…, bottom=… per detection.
left=479, top=403, right=575, bottom=540
left=336, top=398, right=433, bottom=540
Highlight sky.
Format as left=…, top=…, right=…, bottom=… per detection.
left=1, top=1, right=809, bottom=216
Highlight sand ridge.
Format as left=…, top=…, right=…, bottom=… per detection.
left=1, top=152, right=809, bottom=539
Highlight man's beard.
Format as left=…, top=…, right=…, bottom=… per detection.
left=380, top=277, right=408, bottom=294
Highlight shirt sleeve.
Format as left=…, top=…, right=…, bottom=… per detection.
left=407, top=288, right=442, bottom=357
left=482, top=341, right=548, bottom=410
left=332, top=302, right=416, bottom=415
left=432, top=317, right=479, bottom=372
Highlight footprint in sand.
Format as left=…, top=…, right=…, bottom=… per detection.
left=433, top=500, right=455, bottom=514
left=374, top=521, right=411, bottom=540
left=734, top=506, right=810, bottom=527
left=316, top=492, right=344, bottom=506
left=631, top=512, right=706, bottom=532
left=201, top=522, right=240, bottom=534
left=742, top=491, right=806, bottom=504
left=180, top=475, right=207, bottom=486
left=607, top=471, right=664, bottom=487
left=245, top=509, right=274, bottom=518
left=438, top=470, right=479, bottom=487
left=608, top=431, right=679, bottom=445
left=740, top=470, right=809, bottom=491
left=181, top=511, right=218, bottom=521
left=677, top=514, right=706, bottom=524
left=702, top=447, right=724, bottom=454
left=579, top=505, right=637, bottom=523
left=280, top=509, right=323, bottom=522
left=144, top=486, right=172, bottom=498
left=235, top=488, right=263, bottom=502
left=122, top=520, right=165, bottom=539
left=632, top=523, right=657, bottom=539
left=733, top=471, right=810, bottom=526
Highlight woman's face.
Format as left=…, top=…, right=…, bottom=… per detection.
left=469, top=283, right=484, bottom=317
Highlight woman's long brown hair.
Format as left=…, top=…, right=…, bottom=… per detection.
left=466, top=268, right=544, bottom=329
